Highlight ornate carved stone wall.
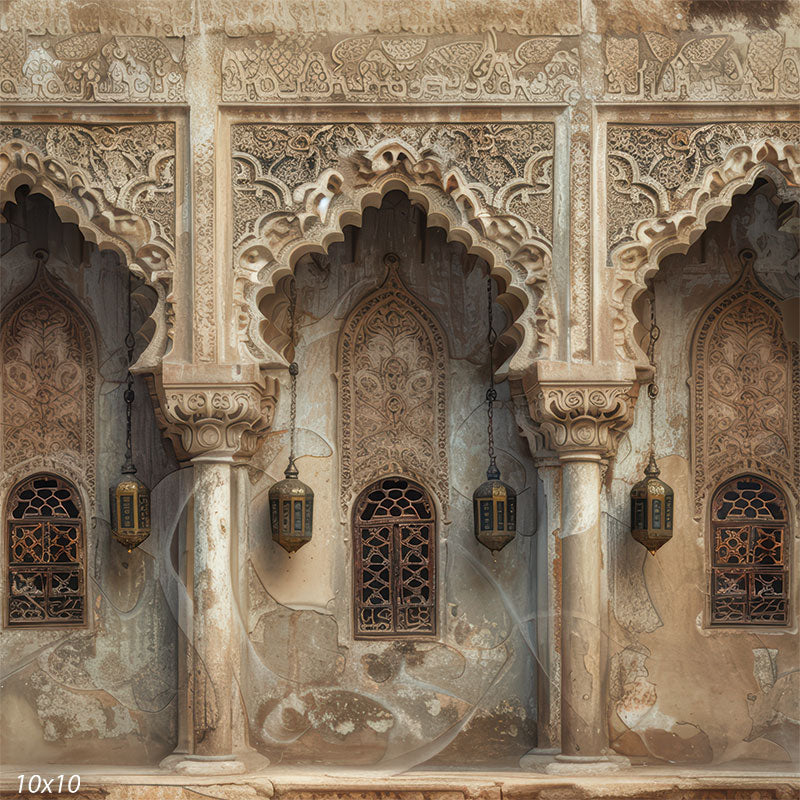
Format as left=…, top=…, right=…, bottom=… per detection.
left=690, top=257, right=799, bottom=518
left=338, top=257, right=448, bottom=516
left=0, top=122, right=177, bottom=368
left=0, top=265, right=96, bottom=503
left=222, top=32, right=579, bottom=103
left=231, top=121, right=555, bottom=371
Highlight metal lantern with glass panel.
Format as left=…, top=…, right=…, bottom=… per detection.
left=110, top=271, right=151, bottom=551
left=630, top=288, right=674, bottom=556
left=473, top=277, right=517, bottom=553
left=269, top=278, right=314, bottom=553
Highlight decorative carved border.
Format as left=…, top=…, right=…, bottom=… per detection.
left=604, top=30, right=800, bottom=103
left=606, top=123, right=800, bottom=362
left=338, top=260, right=449, bottom=517
left=0, top=123, right=177, bottom=369
left=222, top=32, right=579, bottom=104
left=231, top=121, right=556, bottom=374
left=0, top=31, right=186, bottom=103
left=690, top=264, right=799, bottom=518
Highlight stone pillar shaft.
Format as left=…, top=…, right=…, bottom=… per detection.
left=560, top=458, right=605, bottom=756
left=192, top=459, right=235, bottom=757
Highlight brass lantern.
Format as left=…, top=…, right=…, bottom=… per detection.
left=269, top=457, right=314, bottom=553
left=269, top=278, right=314, bottom=553
left=473, top=276, right=518, bottom=553
left=111, top=276, right=151, bottom=551
left=630, top=287, right=674, bottom=556
left=630, top=452, right=673, bottom=555
left=473, top=463, right=517, bottom=552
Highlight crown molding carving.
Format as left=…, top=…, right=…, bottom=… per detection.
left=521, top=361, right=639, bottom=461
left=232, top=122, right=556, bottom=375
left=606, top=124, right=800, bottom=363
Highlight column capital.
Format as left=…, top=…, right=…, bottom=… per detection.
left=147, top=362, right=278, bottom=462
left=521, top=360, right=639, bottom=462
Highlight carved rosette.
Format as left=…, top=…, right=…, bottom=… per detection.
left=606, top=127, right=800, bottom=363
left=231, top=123, right=555, bottom=374
left=523, top=364, right=639, bottom=461
left=149, top=375, right=278, bottom=462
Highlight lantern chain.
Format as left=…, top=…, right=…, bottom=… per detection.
left=486, top=278, right=499, bottom=480
left=288, top=278, right=299, bottom=474
left=123, top=274, right=136, bottom=475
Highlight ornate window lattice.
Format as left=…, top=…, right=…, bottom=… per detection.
left=5, top=473, right=86, bottom=627
left=353, top=477, right=436, bottom=639
left=710, top=475, right=789, bottom=627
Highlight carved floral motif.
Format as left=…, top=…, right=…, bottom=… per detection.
left=0, top=31, right=186, bottom=103
left=0, top=123, right=177, bottom=369
left=691, top=262, right=799, bottom=518
left=222, top=32, right=579, bottom=103
left=232, top=122, right=555, bottom=372
left=604, top=30, right=800, bottom=102
left=0, top=267, right=96, bottom=502
left=338, top=258, right=448, bottom=516
left=606, top=125, right=800, bottom=362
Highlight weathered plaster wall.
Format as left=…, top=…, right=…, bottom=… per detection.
left=607, top=182, right=799, bottom=765
left=240, top=193, right=540, bottom=766
left=0, top=190, right=181, bottom=765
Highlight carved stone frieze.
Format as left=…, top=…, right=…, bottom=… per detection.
left=0, top=122, right=177, bottom=369
left=522, top=362, right=639, bottom=460
left=222, top=32, right=579, bottom=103
left=606, top=124, right=800, bottom=362
left=232, top=122, right=556, bottom=373
left=690, top=259, right=799, bottom=518
left=148, top=367, right=278, bottom=461
left=0, top=31, right=186, bottom=103
left=604, top=30, right=800, bottom=102
left=338, top=257, right=449, bottom=516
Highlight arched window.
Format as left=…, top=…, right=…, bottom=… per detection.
left=353, top=477, right=436, bottom=639
left=710, top=475, right=789, bottom=627
left=6, top=473, right=86, bottom=627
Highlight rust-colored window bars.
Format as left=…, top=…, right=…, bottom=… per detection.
left=353, top=477, right=436, bottom=639
left=710, top=475, right=789, bottom=626
left=5, top=474, right=86, bottom=627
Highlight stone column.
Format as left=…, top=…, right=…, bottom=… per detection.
left=523, top=360, right=638, bottom=764
left=153, top=364, right=277, bottom=774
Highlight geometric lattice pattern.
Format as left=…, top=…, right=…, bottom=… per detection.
left=6, top=474, right=85, bottom=627
left=353, top=477, right=435, bottom=639
left=710, top=475, right=789, bottom=627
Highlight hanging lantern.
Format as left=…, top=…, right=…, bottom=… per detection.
left=473, top=277, right=517, bottom=553
left=630, top=288, right=674, bottom=555
left=270, top=278, right=314, bottom=553
left=111, top=276, right=151, bottom=551
left=630, top=452, right=674, bottom=555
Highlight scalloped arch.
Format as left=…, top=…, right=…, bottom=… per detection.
left=233, top=137, right=555, bottom=377
left=0, top=138, right=175, bottom=370
left=610, top=138, right=800, bottom=363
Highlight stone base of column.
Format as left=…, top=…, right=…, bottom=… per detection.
left=170, top=755, right=247, bottom=776
left=545, top=754, right=631, bottom=775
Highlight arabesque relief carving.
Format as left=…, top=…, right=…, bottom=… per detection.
left=222, top=32, right=579, bottom=103
left=232, top=122, right=555, bottom=373
left=605, top=30, right=800, bottom=102
left=691, top=259, right=799, bottom=518
left=606, top=124, right=800, bottom=362
left=0, top=31, right=186, bottom=103
left=338, top=257, right=448, bottom=517
left=0, top=123, right=177, bottom=369
left=0, top=266, right=96, bottom=503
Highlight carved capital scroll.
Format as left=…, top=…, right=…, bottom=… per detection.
left=148, top=365, right=277, bottom=462
left=522, top=361, right=639, bottom=461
